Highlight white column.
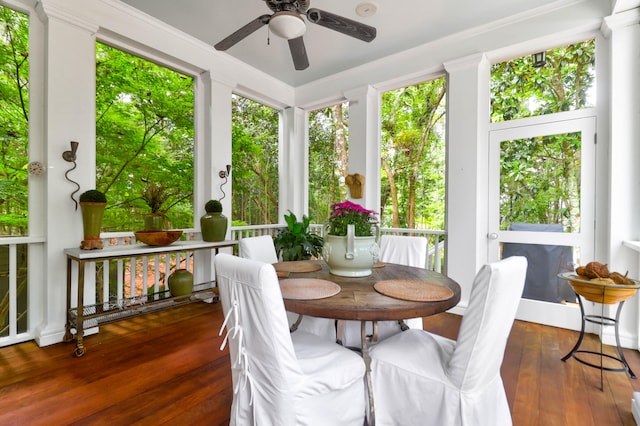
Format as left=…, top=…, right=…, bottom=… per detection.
left=35, top=5, right=99, bottom=345
left=344, top=86, right=381, bottom=212
left=601, top=8, right=640, bottom=348
left=443, top=53, right=491, bottom=311
left=279, top=106, right=307, bottom=220
left=208, top=74, right=234, bottom=217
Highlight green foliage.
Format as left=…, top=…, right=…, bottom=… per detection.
left=491, top=40, right=595, bottom=122
left=308, top=103, right=349, bottom=225
left=380, top=79, right=447, bottom=230
left=274, top=211, right=324, bottom=261
left=231, top=95, right=279, bottom=225
left=205, top=199, right=222, bottom=213
left=0, top=7, right=29, bottom=236
left=491, top=40, right=594, bottom=229
left=79, top=189, right=107, bottom=203
left=95, top=43, right=194, bottom=231
left=141, top=182, right=174, bottom=213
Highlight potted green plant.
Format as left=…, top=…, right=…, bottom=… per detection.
left=79, top=189, right=107, bottom=250
left=200, top=199, right=227, bottom=242
left=141, top=182, right=171, bottom=230
left=323, top=200, right=380, bottom=276
left=274, top=211, right=324, bottom=261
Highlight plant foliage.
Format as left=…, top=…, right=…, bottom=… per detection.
left=205, top=199, right=223, bottom=213
left=274, top=211, right=323, bottom=261
left=325, top=201, right=378, bottom=237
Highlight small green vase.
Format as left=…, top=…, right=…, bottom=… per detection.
left=200, top=212, right=228, bottom=242
left=80, top=202, right=106, bottom=240
left=144, top=213, right=165, bottom=231
left=168, top=269, right=193, bottom=298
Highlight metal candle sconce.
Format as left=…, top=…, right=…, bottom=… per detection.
left=218, top=164, right=231, bottom=201
left=62, top=141, right=80, bottom=210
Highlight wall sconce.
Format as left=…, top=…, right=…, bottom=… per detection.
left=218, top=164, right=231, bottom=201
left=62, top=141, right=81, bottom=210
left=532, top=51, right=546, bottom=68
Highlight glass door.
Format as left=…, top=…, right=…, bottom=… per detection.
left=488, top=112, right=596, bottom=329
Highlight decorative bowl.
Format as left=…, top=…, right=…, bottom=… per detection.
left=134, top=230, right=183, bottom=246
left=558, top=272, right=640, bottom=304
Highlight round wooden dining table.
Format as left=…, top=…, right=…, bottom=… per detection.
left=279, top=260, right=461, bottom=321
left=275, top=260, right=462, bottom=426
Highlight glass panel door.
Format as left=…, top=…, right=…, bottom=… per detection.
left=488, top=113, right=595, bottom=329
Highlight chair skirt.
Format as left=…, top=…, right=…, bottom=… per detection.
left=370, top=329, right=512, bottom=426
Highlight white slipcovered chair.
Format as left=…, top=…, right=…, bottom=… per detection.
left=238, top=235, right=336, bottom=341
left=340, top=235, right=428, bottom=348
left=215, top=253, right=366, bottom=426
left=369, top=255, right=527, bottom=426
left=238, top=235, right=279, bottom=264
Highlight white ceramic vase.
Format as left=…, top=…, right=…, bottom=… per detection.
left=323, top=224, right=379, bottom=277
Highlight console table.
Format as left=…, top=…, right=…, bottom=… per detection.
left=63, top=239, right=236, bottom=357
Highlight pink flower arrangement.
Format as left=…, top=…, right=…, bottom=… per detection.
left=326, top=200, right=378, bottom=237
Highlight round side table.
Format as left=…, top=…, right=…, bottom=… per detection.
left=558, top=272, right=640, bottom=390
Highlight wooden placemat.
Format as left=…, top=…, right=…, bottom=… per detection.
left=374, top=279, right=454, bottom=302
left=280, top=278, right=341, bottom=300
left=274, top=261, right=322, bottom=273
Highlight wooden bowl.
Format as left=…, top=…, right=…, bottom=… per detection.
left=558, top=272, right=640, bottom=304
left=134, top=230, right=183, bottom=246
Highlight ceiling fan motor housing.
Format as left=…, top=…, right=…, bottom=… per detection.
left=264, top=0, right=310, bottom=14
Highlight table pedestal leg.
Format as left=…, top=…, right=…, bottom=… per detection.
left=362, top=320, right=377, bottom=426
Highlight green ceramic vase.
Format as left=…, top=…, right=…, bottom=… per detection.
left=144, top=213, right=165, bottom=231
left=200, top=212, right=227, bottom=242
left=168, top=269, right=193, bottom=298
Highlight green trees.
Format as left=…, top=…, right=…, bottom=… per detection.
left=231, top=95, right=279, bottom=225
left=95, top=43, right=195, bottom=231
left=0, top=7, right=29, bottom=236
left=381, top=79, right=447, bottom=230
left=491, top=40, right=595, bottom=231
left=309, top=103, right=349, bottom=226
left=0, top=6, right=595, bottom=236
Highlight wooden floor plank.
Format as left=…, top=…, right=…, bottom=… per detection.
left=0, top=302, right=637, bottom=425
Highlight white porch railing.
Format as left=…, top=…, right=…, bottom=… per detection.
left=231, top=224, right=446, bottom=273
left=0, top=226, right=445, bottom=347
left=0, top=236, right=45, bottom=347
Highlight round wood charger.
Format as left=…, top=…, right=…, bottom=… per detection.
left=374, top=279, right=454, bottom=302
left=274, top=261, right=323, bottom=273
left=280, top=278, right=341, bottom=300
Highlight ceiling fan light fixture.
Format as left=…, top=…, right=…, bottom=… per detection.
left=269, top=11, right=306, bottom=39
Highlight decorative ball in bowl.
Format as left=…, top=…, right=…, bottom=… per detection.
left=134, top=230, right=183, bottom=246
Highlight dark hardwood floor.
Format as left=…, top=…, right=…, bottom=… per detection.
left=1, top=301, right=639, bottom=425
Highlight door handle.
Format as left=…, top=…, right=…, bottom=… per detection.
left=488, top=233, right=498, bottom=240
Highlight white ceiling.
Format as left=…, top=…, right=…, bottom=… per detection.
left=121, top=0, right=572, bottom=87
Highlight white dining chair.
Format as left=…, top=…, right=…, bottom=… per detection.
left=238, top=235, right=279, bottom=264
left=369, top=256, right=527, bottom=426
left=340, top=234, right=428, bottom=348
left=215, top=253, right=366, bottom=426
left=238, top=235, right=337, bottom=341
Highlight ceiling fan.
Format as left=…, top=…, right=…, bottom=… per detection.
left=214, top=0, right=377, bottom=71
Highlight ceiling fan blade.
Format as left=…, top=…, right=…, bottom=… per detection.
left=288, top=36, right=309, bottom=70
left=306, top=8, right=376, bottom=43
left=214, top=14, right=271, bottom=51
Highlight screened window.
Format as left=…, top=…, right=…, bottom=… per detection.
left=95, top=43, right=195, bottom=232
left=308, top=102, right=349, bottom=225
left=0, top=7, right=29, bottom=236
left=491, top=40, right=595, bottom=122
left=231, top=94, right=279, bottom=225
left=380, top=78, right=446, bottom=230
